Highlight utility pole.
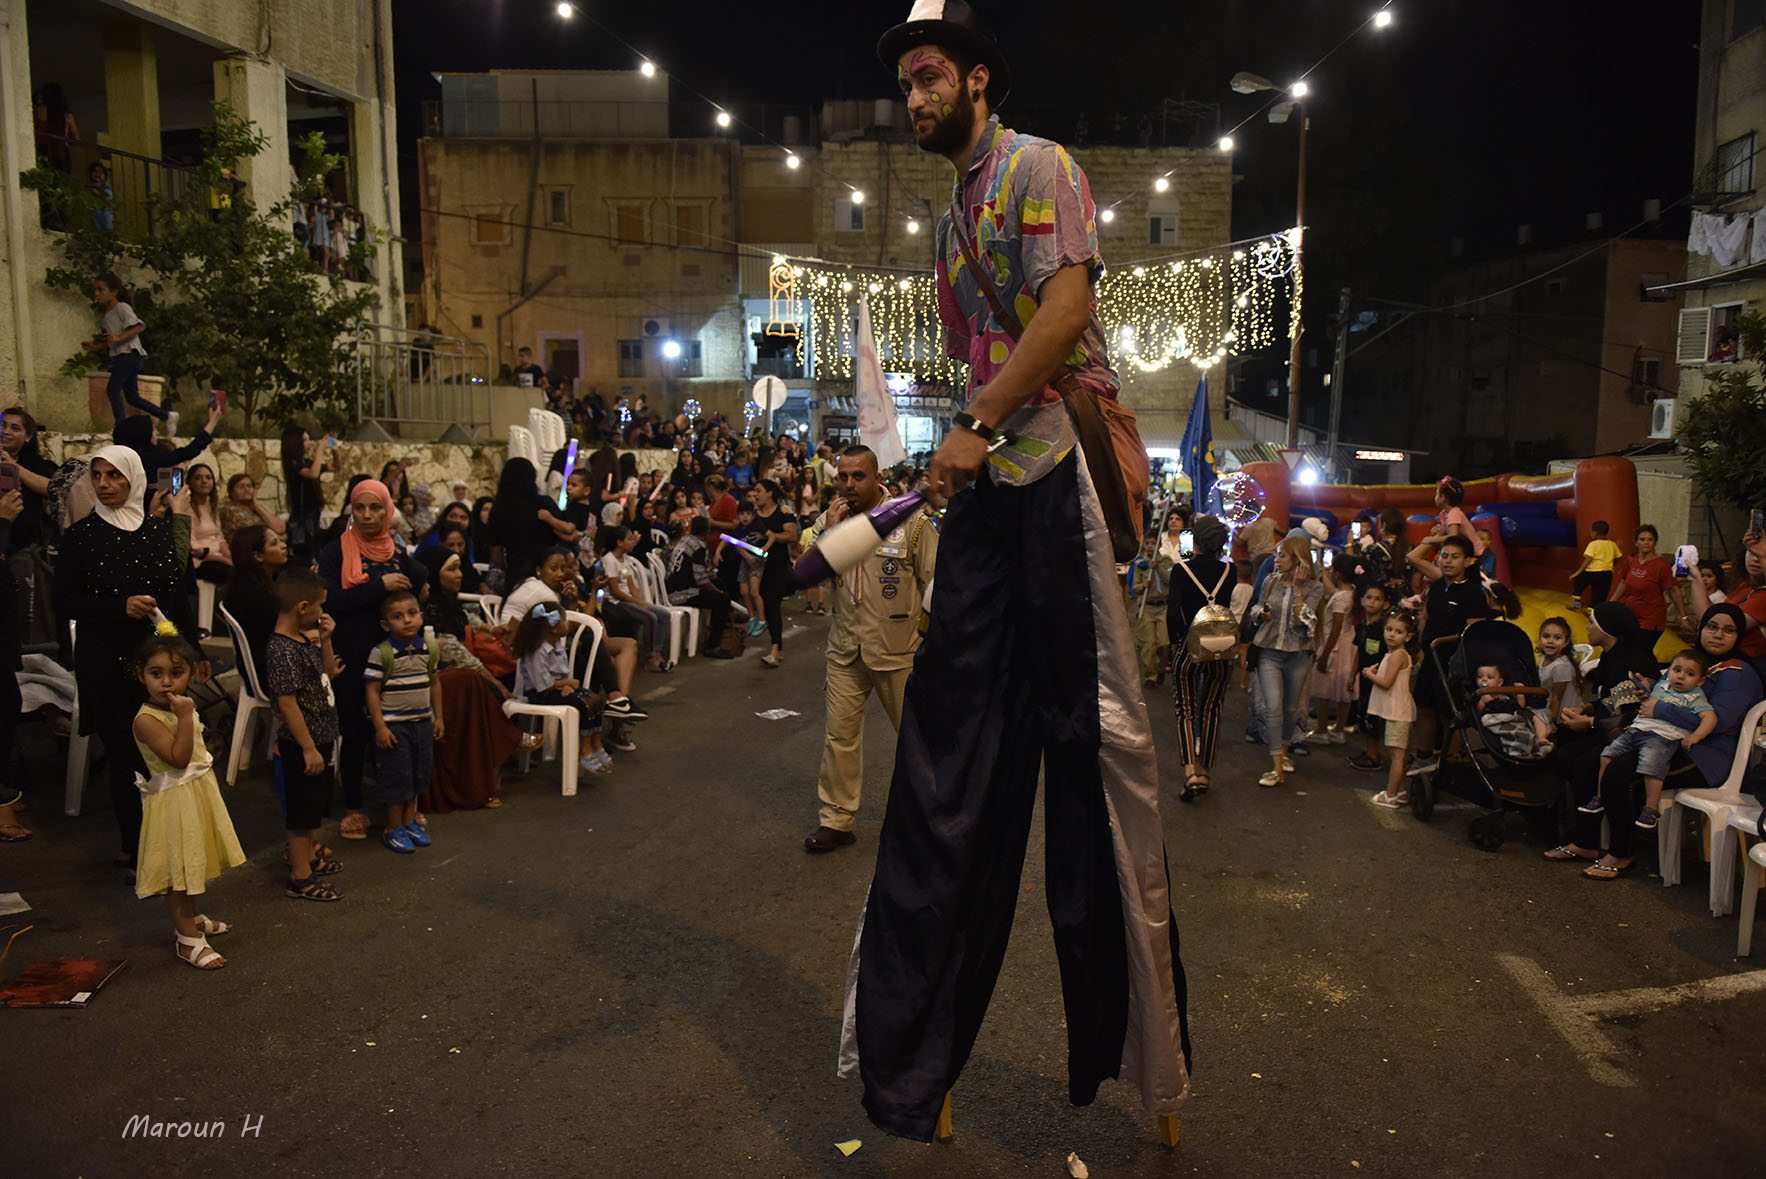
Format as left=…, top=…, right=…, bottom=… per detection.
left=1326, top=286, right=1351, bottom=476
left=1285, top=106, right=1308, bottom=446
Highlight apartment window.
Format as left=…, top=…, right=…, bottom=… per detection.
left=1717, top=133, right=1756, bottom=194
left=546, top=187, right=571, bottom=227
left=614, top=203, right=646, bottom=244
left=1147, top=196, right=1178, bottom=247
left=675, top=203, right=706, bottom=248
left=1633, top=354, right=1664, bottom=394
left=617, top=339, right=645, bottom=378
left=676, top=340, right=704, bottom=377
left=837, top=195, right=866, bottom=233
left=1710, top=301, right=1745, bottom=362
left=472, top=211, right=508, bottom=244
left=1733, top=2, right=1765, bottom=39
left=470, top=314, right=483, bottom=328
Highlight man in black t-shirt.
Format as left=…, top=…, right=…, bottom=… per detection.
left=1405, top=533, right=1494, bottom=773
left=512, top=346, right=546, bottom=389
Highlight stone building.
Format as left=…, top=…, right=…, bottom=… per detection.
left=0, top=0, right=404, bottom=430
left=417, top=77, right=1235, bottom=445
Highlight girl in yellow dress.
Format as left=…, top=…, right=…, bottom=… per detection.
left=131, top=628, right=246, bottom=970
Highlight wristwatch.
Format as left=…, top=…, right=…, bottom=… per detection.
left=952, top=410, right=997, bottom=443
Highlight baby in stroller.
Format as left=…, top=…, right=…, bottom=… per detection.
left=1474, top=662, right=1554, bottom=760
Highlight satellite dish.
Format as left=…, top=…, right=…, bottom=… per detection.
left=751, top=376, right=788, bottom=411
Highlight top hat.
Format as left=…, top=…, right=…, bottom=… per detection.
left=878, top=0, right=1012, bottom=106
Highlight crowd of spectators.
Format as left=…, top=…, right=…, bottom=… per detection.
left=0, top=406, right=930, bottom=918
left=1146, top=488, right=1766, bottom=862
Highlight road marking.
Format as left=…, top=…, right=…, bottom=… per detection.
left=1499, top=952, right=1766, bottom=1086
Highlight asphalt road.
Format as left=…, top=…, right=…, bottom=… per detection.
left=4, top=612, right=1765, bottom=1178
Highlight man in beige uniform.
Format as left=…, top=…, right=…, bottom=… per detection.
left=802, top=445, right=938, bottom=853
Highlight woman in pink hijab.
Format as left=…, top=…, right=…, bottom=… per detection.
left=318, top=478, right=427, bottom=839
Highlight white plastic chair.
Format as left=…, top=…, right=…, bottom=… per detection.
left=501, top=609, right=598, bottom=797
left=528, top=408, right=567, bottom=460
left=1659, top=699, right=1766, bottom=916
left=506, top=424, right=538, bottom=475
left=1733, top=816, right=1766, bottom=956
left=63, top=620, right=95, bottom=816
left=1574, top=643, right=1596, bottom=677
left=631, top=559, right=690, bottom=664
left=217, top=602, right=278, bottom=787
left=458, top=593, right=503, bottom=629
left=644, top=550, right=700, bottom=658
left=196, top=580, right=217, bottom=635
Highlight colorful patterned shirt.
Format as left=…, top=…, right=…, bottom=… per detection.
left=935, top=116, right=1119, bottom=486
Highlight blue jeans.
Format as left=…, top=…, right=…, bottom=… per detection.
left=1255, top=648, right=1312, bottom=754
left=105, top=351, right=167, bottom=422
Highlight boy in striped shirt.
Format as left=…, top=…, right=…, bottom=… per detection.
left=364, top=591, right=443, bottom=853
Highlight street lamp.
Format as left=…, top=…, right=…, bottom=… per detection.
left=1232, top=70, right=1311, bottom=446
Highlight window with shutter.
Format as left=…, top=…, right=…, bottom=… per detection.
left=1676, top=306, right=1710, bottom=365
left=675, top=203, right=705, bottom=248
left=615, top=204, right=646, bottom=243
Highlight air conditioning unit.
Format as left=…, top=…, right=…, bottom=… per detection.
left=641, top=318, right=668, bottom=338
left=1649, top=397, right=1688, bottom=440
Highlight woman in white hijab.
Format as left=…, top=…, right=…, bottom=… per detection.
left=53, top=445, right=194, bottom=880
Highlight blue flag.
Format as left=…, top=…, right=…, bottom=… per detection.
left=1180, top=374, right=1215, bottom=509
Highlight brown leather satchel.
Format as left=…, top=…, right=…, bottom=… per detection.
left=948, top=223, right=1149, bottom=561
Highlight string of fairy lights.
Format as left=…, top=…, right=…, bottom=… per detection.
left=776, top=231, right=1298, bottom=386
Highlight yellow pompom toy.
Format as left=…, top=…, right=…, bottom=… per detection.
left=152, top=614, right=180, bottom=637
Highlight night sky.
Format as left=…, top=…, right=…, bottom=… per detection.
left=393, top=0, right=1701, bottom=417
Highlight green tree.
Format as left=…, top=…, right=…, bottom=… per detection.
left=1678, top=311, right=1766, bottom=512
left=22, top=102, right=378, bottom=430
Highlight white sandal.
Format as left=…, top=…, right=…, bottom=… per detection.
left=174, top=932, right=227, bottom=970
left=1258, top=771, right=1284, bottom=787
left=193, top=914, right=231, bottom=936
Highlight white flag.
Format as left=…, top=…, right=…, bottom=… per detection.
left=853, top=294, right=907, bottom=468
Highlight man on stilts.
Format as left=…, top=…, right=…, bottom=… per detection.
left=839, top=0, right=1192, bottom=1144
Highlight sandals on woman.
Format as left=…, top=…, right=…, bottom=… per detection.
left=339, top=811, right=369, bottom=841
left=174, top=932, right=227, bottom=970
left=1369, top=790, right=1408, bottom=808
left=192, top=914, right=232, bottom=936
left=1258, top=771, right=1284, bottom=788
left=0, top=823, right=32, bottom=842
left=1542, top=845, right=1598, bottom=863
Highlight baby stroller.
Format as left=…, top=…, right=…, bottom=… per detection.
left=1410, top=618, right=1561, bottom=852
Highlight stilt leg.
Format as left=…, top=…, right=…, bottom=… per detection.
left=934, top=1092, right=954, bottom=1143
left=1157, top=1114, right=1180, bottom=1147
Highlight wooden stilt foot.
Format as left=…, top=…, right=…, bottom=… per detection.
left=1157, top=1114, right=1180, bottom=1147
left=934, top=1092, right=954, bottom=1142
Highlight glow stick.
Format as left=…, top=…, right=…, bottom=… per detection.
left=722, top=534, right=767, bottom=557
left=556, top=440, right=579, bottom=511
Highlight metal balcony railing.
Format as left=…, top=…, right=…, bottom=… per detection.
left=354, top=325, right=492, bottom=443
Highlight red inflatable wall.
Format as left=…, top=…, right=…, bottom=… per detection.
left=1234, top=457, right=1639, bottom=587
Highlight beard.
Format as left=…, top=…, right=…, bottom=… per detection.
left=914, top=86, right=979, bottom=155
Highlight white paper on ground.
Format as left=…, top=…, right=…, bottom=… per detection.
left=0, top=892, right=29, bottom=915
left=756, top=709, right=801, bottom=720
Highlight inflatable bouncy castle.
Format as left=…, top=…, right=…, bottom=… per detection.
left=1235, top=456, right=1641, bottom=590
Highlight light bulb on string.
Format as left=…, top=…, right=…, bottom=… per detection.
left=715, top=110, right=732, bottom=128
left=1218, top=136, right=1234, bottom=152
left=1290, top=80, right=1310, bottom=98
left=556, top=2, right=573, bottom=18
left=640, top=60, right=657, bottom=78
left=1153, top=177, right=1170, bottom=193
left=1373, top=9, right=1394, bottom=28
left=906, top=219, right=921, bottom=234
left=1101, top=208, right=1115, bottom=223
left=785, top=154, right=801, bottom=170
left=851, top=190, right=865, bottom=204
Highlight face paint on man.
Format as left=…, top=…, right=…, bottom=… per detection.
left=897, top=48, right=981, bottom=156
